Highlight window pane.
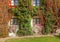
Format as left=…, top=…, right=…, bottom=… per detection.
left=37, top=0, right=40, bottom=3
left=33, top=18, right=40, bottom=24
left=37, top=0, right=40, bottom=6
left=33, top=0, right=36, bottom=6
left=11, top=0, right=14, bottom=6
left=33, top=0, right=36, bottom=3
left=13, top=19, right=18, bottom=25
left=33, top=0, right=40, bottom=6
left=37, top=18, right=40, bottom=24
left=10, top=18, right=18, bottom=25
left=37, top=19, right=40, bottom=22
left=15, top=0, right=18, bottom=5
left=37, top=3, right=40, bottom=6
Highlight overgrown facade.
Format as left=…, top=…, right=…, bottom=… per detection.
left=0, top=0, right=60, bottom=37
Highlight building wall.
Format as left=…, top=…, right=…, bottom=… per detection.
left=0, top=0, right=13, bottom=37
left=0, top=0, right=60, bottom=37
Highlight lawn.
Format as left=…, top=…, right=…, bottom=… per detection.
left=5, top=37, right=60, bottom=42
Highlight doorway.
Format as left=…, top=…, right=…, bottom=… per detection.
left=9, top=18, right=19, bottom=37
left=32, top=18, right=43, bottom=34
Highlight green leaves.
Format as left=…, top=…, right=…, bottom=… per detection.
left=44, top=12, right=56, bottom=34
left=30, top=6, right=39, bottom=17
left=40, top=0, right=46, bottom=5
left=12, top=0, right=32, bottom=36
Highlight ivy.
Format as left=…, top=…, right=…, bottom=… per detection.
left=30, top=6, right=39, bottom=17
left=12, top=0, right=57, bottom=35
left=44, top=12, right=56, bottom=34
left=12, top=0, right=33, bottom=36
left=40, top=0, right=46, bottom=6
left=40, top=0, right=56, bottom=34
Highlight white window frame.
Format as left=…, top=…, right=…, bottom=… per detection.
left=11, top=0, right=18, bottom=6
left=11, top=0, right=15, bottom=6
left=33, top=18, right=40, bottom=24
left=10, top=18, right=18, bottom=25
left=33, top=0, right=40, bottom=6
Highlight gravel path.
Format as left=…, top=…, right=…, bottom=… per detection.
left=0, top=35, right=54, bottom=42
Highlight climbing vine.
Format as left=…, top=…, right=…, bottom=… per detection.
left=11, top=0, right=57, bottom=35
left=40, top=0, right=56, bottom=34
left=14, top=0, right=33, bottom=36
left=11, top=0, right=40, bottom=36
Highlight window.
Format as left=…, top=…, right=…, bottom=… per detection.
left=33, top=18, right=40, bottom=24
left=15, top=0, right=18, bottom=6
left=11, top=0, right=18, bottom=6
left=33, top=0, right=40, bottom=6
left=10, top=18, right=18, bottom=25
left=11, top=0, right=15, bottom=6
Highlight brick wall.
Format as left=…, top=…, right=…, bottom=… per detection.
left=0, top=0, right=12, bottom=37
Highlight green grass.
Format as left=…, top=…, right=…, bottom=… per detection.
left=5, top=37, right=60, bottom=42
